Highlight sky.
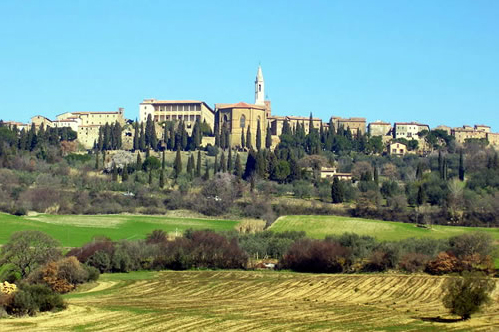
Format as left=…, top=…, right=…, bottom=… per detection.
left=0, top=0, right=498, bottom=131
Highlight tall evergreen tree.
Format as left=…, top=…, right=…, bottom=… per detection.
left=136, top=151, right=142, bottom=171
left=122, top=164, right=129, bottom=182
left=174, top=148, right=182, bottom=178
left=203, top=159, right=210, bottom=180
left=243, top=149, right=257, bottom=180
left=282, top=119, right=291, bottom=136
left=214, top=154, right=218, bottom=174
left=95, top=151, right=99, bottom=169
left=416, top=162, right=423, bottom=180
left=196, top=150, right=202, bottom=177
left=417, top=185, right=426, bottom=206
left=265, top=125, right=272, bottom=149
left=192, top=118, right=201, bottom=149
left=309, top=112, right=314, bottom=134
left=139, top=123, right=146, bottom=151
left=438, top=150, right=443, bottom=178
left=189, top=154, right=195, bottom=177
left=227, top=148, right=233, bottom=173
left=331, top=177, right=344, bottom=203
left=234, top=152, right=242, bottom=178
left=168, top=124, right=175, bottom=150
left=221, top=152, right=227, bottom=173
left=256, top=150, right=266, bottom=178
left=246, top=126, right=252, bottom=149
left=220, top=123, right=227, bottom=149
left=148, top=168, right=153, bottom=185
left=159, top=169, right=165, bottom=188
left=256, top=120, right=262, bottom=151
left=241, top=127, right=245, bottom=149
left=112, top=163, right=118, bottom=181
left=459, top=150, right=465, bottom=181
left=181, top=121, right=188, bottom=150
left=373, top=165, right=379, bottom=184
left=133, top=121, right=139, bottom=151
left=162, top=150, right=166, bottom=170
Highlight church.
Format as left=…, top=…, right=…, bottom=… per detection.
left=215, top=66, right=272, bottom=149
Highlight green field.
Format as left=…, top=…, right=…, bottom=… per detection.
left=269, top=215, right=499, bottom=241
left=0, top=213, right=240, bottom=247
left=1, top=270, right=497, bottom=331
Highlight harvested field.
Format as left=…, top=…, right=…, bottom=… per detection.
left=1, top=271, right=497, bottom=331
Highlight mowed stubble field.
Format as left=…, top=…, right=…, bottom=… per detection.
left=0, top=270, right=498, bottom=331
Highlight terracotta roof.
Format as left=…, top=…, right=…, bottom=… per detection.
left=369, top=122, right=391, bottom=126
left=394, top=122, right=429, bottom=127
left=268, top=115, right=321, bottom=121
left=217, top=102, right=266, bottom=110
left=142, top=100, right=203, bottom=104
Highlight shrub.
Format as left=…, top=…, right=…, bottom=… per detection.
left=4, top=283, right=65, bottom=316
left=87, top=251, right=112, bottom=273
left=83, top=265, right=100, bottom=282
left=442, top=272, right=496, bottom=320
left=279, top=239, right=351, bottom=273
left=398, top=253, right=430, bottom=273
left=425, top=252, right=459, bottom=275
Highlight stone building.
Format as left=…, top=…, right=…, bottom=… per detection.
left=368, top=121, right=392, bottom=137
left=331, top=117, right=366, bottom=135
left=393, top=122, right=430, bottom=140
left=268, top=115, right=322, bottom=136
left=451, top=125, right=488, bottom=143
left=139, top=100, right=215, bottom=135
left=487, top=132, right=499, bottom=148
left=389, top=142, right=407, bottom=156
left=215, top=66, right=272, bottom=149
left=30, top=115, right=54, bottom=129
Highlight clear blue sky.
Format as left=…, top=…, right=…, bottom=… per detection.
left=1, top=0, right=498, bottom=131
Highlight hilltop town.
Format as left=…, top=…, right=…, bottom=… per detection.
left=4, top=65, right=498, bottom=155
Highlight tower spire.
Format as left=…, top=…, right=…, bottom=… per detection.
left=255, top=65, right=265, bottom=106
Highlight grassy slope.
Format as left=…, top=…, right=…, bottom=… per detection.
left=1, top=270, right=497, bottom=331
left=0, top=213, right=239, bottom=247
left=269, top=215, right=499, bottom=241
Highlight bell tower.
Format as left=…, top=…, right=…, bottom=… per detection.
left=255, top=65, right=265, bottom=106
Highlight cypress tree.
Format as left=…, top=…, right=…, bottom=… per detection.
left=256, top=150, right=266, bottom=178
left=416, top=162, right=423, bottom=180
left=459, top=150, right=465, bottom=181
left=265, top=125, right=272, bottom=149
left=192, top=118, right=201, bottom=149
left=309, top=112, right=314, bottom=134
left=102, top=150, right=106, bottom=166
left=95, top=151, right=99, bottom=169
left=220, top=123, right=227, bottom=150
left=189, top=154, right=195, bottom=177
left=234, top=153, right=242, bottom=178
left=203, top=159, right=210, bottom=180
left=246, top=126, right=252, bottom=149
left=174, top=148, right=182, bottom=178
left=227, top=148, right=233, bottom=173
left=122, top=164, right=129, bottom=182
left=133, top=121, right=139, bottom=151
left=162, top=150, right=166, bottom=170
left=148, top=168, right=153, bottom=185
left=256, top=120, right=262, bottom=151
left=373, top=165, right=379, bottom=184
left=243, top=149, right=257, bottom=180
left=241, top=127, right=245, bottom=149
left=159, top=169, right=165, bottom=188
left=168, top=124, right=175, bottom=150
left=282, top=120, right=291, bottom=136
left=221, top=152, right=227, bottom=173
left=145, top=148, right=150, bottom=159
left=150, top=120, right=157, bottom=150
left=186, top=154, right=193, bottom=175
left=438, top=150, right=443, bottom=178
left=139, top=123, right=146, bottom=151
left=214, top=154, right=218, bottom=174
left=225, top=127, right=230, bottom=149
left=163, top=123, right=169, bottom=149
left=331, top=177, right=344, bottom=203
left=196, top=150, right=202, bottom=177
left=417, top=185, right=426, bottom=206
left=181, top=121, right=188, bottom=150
left=136, top=151, right=142, bottom=171
left=112, top=163, right=118, bottom=181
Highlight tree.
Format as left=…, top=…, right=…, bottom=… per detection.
left=442, top=272, right=495, bottom=320
left=139, top=123, right=146, bottom=151
left=220, top=152, right=227, bottom=173
left=416, top=185, right=426, bottom=206
left=227, top=148, right=233, bottom=173
left=243, top=149, right=257, bottom=180
left=203, top=159, right=210, bottom=180
left=196, top=150, right=202, bottom=177
left=234, top=152, right=242, bottom=178
left=256, top=120, right=262, bottom=151
left=331, top=177, right=344, bottom=203
left=148, top=168, right=153, bottom=185
left=174, top=149, right=182, bottom=178
left=136, top=152, right=142, bottom=171
left=95, top=151, right=99, bottom=170
left=112, top=163, right=118, bottom=181
left=122, top=163, right=129, bottom=181
left=159, top=169, right=165, bottom=188
left=459, top=150, right=465, bottom=181
left=0, top=231, right=61, bottom=278
left=265, top=125, right=272, bottom=149
left=241, top=127, right=245, bottom=149
left=246, top=126, right=252, bottom=149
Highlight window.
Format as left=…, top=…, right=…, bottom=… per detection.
left=259, top=84, right=261, bottom=92
left=240, top=115, right=246, bottom=128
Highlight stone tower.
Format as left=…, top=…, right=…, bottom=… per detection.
left=255, top=65, right=265, bottom=106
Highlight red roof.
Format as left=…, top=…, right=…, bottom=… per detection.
left=218, top=102, right=265, bottom=110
